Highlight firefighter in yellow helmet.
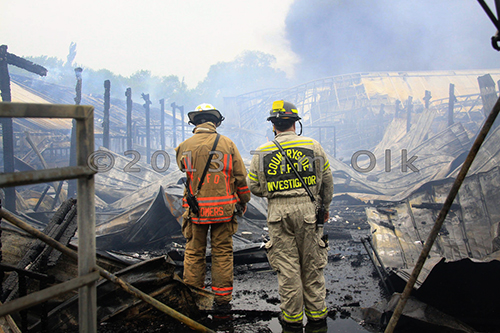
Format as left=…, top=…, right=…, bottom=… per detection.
left=175, top=103, right=251, bottom=309
left=247, top=100, right=334, bottom=331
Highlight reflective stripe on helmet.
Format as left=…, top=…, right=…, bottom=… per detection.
left=195, top=103, right=217, bottom=111
left=271, top=100, right=298, bottom=114
left=268, top=100, right=301, bottom=121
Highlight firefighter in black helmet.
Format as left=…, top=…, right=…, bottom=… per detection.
left=247, top=100, right=334, bottom=331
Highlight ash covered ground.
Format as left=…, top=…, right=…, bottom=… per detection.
left=95, top=201, right=387, bottom=333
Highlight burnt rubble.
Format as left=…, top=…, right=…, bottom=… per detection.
left=2, top=70, right=500, bottom=332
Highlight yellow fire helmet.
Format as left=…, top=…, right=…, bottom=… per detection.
left=267, top=100, right=301, bottom=121
left=187, top=103, right=225, bottom=127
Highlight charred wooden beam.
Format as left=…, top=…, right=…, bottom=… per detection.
left=0, top=201, right=3, bottom=298
left=67, top=68, right=84, bottom=199
left=395, top=99, right=401, bottom=119
left=0, top=208, right=216, bottom=333
left=103, top=80, right=111, bottom=149
left=24, top=131, right=64, bottom=204
left=180, top=105, right=185, bottom=142
left=378, top=103, right=385, bottom=139
left=126, top=87, right=133, bottom=150
left=423, top=90, right=432, bottom=109
left=0, top=263, right=53, bottom=282
left=73, top=67, right=82, bottom=105
left=406, top=96, right=413, bottom=133
left=0, top=46, right=16, bottom=212
left=448, top=84, right=456, bottom=127
left=33, top=185, right=50, bottom=212
left=478, top=74, right=499, bottom=130
left=0, top=45, right=48, bottom=212
left=0, top=45, right=12, bottom=102
left=5, top=52, right=47, bottom=77
left=1, top=115, right=16, bottom=211
left=1, top=199, right=77, bottom=302
left=160, top=99, right=165, bottom=151
left=171, top=102, right=177, bottom=147
left=142, top=93, right=152, bottom=163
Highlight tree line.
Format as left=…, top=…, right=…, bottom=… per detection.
left=9, top=45, right=290, bottom=111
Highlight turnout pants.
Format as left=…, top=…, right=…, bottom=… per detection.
left=183, top=221, right=234, bottom=304
left=265, top=196, right=329, bottom=324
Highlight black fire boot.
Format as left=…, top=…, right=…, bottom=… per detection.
left=278, top=313, right=304, bottom=332
left=305, top=317, right=327, bottom=333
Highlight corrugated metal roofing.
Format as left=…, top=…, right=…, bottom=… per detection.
left=367, top=168, right=500, bottom=273
left=10, top=81, right=73, bottom=131
left=361, top=69, right=500, bottom=105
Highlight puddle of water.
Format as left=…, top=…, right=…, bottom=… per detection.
left=252, top=316, right=371, bottom=333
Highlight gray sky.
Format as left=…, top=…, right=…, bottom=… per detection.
left=2, top=0, right=297, bottom=88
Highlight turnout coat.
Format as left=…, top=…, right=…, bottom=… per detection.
left=175, top=122, right=250, bottom=224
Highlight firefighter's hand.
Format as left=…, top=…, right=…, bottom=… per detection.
left=324, top=211, right=329, bottom=222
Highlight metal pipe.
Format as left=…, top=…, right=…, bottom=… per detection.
left=0, top=208, right=216, bottom=333
left=384, top=95, right=500, bottom=333
left=360, top=238, right=391, bottom=294
left=477, top=0, right=500, bottom=31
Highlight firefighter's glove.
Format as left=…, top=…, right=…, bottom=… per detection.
left=235, top=203, right=247, bottom=216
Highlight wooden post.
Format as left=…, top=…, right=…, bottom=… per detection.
left=67, top=67, right=83, bottom=199
left=378, top=103, right=385, bottom=139
left=126, top=88, right=133, bottom=151
left=76, top=109, right=96, bottom=333
left=423, top=90, right=432, bottom=109
left=141, top=93, right=151, bottom=163
left=395, top=100, right=401, bottom=119
left=180, top=105, right=185, bottom=142
left=171, top=102, right=177, bottom=147
left=103, top=80, right=110, bottom=149
left=160, top=99, right=165, bottom=151
left=333, top=126, right=336, bottom=159
left=448, top=84, right=456, bottom=127
left=406, top=96, right=413, bottom=133
left=478, top=74, right=499, bottom=129
left=0, top=45, right=47, bottom=212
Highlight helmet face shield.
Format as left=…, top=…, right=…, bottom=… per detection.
left=267, top=100, right=301, bottom=121
left=188, top=103, right=225, bottom=126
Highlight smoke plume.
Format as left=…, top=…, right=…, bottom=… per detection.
left=286, top=0, right=500, bottom=82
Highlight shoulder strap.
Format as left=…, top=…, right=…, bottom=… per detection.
left=196, top=133, right=221, bottom=195
left=273, top=139, right=316, bottom=203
